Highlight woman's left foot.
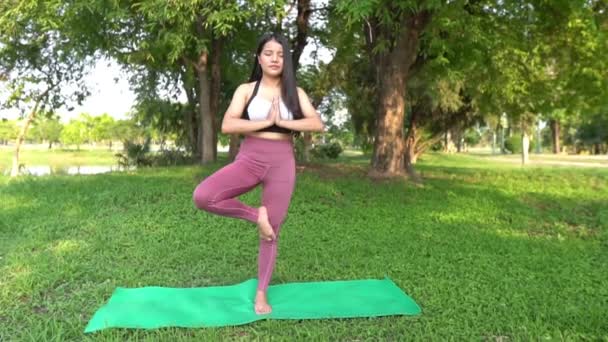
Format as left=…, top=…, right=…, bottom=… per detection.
left=254, top=290, right=272, bottom=315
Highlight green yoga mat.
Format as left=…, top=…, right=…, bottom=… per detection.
left=85, top=277, right=420, bottom=332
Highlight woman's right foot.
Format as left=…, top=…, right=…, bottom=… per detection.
left=254, top=290, right=272, bottom=315
left=257, top=206, right=275, bottom=241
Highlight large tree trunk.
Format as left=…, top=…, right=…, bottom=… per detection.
left=228, top=134, right=240, bottom=160
left=455, top=129, right=463, bottom=153
left=550, top=118, right=560, bottom=154
left=302, top=98, right=323, bottom=163
left=302, top=133, right=312, bottom=162
left=371, top=62, right=406, bottom=176
left=11, top=102, right=40, bottom=177
left=181, top=60, right=199, bottom=156
left=370, top=12, right=431, bottom=177
left=292, top=0, right=312, bottom=71
left=292, top=0, right=313, bottom=162
left=210, top=36, right=222, bottom=161
left=197, top=50, right=214, bottom=164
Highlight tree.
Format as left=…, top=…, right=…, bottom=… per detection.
left=81, top=0, right=286, bottom=164
left=336, top=1, right=435, bottom=177
left=0, top=0, right=92, bottom=176
left=30, top=116, right=63, bottom=149
left=0, top=119, right=18, bottom=145
left=89, top=113, right=115, bottom=148
left=60, top=119, right=87, bottom=150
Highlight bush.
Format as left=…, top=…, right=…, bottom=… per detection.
left=464, top=130, right=482, bottom=146
left=504, top=135, right=536, bottom=154
left=116, top=141, right=152, bottom=168
left=311, top=142, right=343, bottom=159
left=116, top=141, right=195, bottom=167
left=149, top=148, right=195, bottom=166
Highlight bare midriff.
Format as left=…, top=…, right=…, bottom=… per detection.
left=245, top=131, right=292, bottom=141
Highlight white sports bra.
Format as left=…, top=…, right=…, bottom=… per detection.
left=246, top=97, right=294, bottom=121
left=242, top=80, right=295, bottom=134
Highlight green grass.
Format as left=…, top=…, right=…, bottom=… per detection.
left=1, top=153, right=607, bottom=340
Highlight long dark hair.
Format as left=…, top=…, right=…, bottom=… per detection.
left=248, top=33, right=303, bottom=120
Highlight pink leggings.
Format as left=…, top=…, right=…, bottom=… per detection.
left=192, top=135, right=296, bottom=291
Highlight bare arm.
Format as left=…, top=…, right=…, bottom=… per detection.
left=276, top=87, right=325, bottom=132
left=221, top=83, right=273, bottom=134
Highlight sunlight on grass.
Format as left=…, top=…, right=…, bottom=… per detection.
left=493, top=228, right=540, bottom=240
left=1, top=263, right=31, bottom=284
left=49, top=240, right=87, bottom=255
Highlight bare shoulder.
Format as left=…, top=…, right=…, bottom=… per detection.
left=237, top=82, right=256, bottom=94
left=234, top=82, right=256, bottom=101
left=296, top=86, right=312, bottom=104
left=296, top=86, right=308, bottom=96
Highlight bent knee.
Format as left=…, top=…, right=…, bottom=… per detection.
left=192, top=186, right=214, bottom=210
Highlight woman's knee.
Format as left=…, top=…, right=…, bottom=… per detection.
left=192, top=184, right=214, bottom=210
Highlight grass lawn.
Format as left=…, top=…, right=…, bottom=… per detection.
left=0, top=152, right=607, bottom=340
left=0, top=146, right=118, bottom=174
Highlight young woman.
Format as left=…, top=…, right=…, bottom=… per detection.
left=192, top=33, right=324, bottom=315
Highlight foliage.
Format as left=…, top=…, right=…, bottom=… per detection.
left=60, top=119, right=87, bottom=149
left=311, top=141, right=343, bottom=159
left=30, top=115, right=63, bottom=146
left=504, top=134, right=542, bottom=154
left=0, top=119, right=18, bottom=144
left=0, top=0, right=93, bottom=117
left=149, top=148, right=197, bottom=167
left=463, top=129, right=482, bottom=147
left=115, top=140, right=152, bottom=168
left=575, top=110, right=608, bottom=154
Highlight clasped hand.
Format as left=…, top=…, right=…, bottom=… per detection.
left=266, top=96, right=282, bottom=126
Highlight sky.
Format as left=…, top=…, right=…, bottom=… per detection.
left=1, top=37, right=334, bottom=124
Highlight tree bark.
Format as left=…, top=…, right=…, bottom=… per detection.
left=181, top=58, right=199, bottom=156
left=370, top=11, right=431, bottom=177
left=456, top=129, right=463, bottom=153
left=228, top=134, right=240, bottom=160
left=292, top=0, right=314, bottom=162
left=404, top=109, right=421, bottom=181
left=210, top=36, right=222, bottom=161
left=550, top=118, right=560, bottom=154
left=302, top=98, right=323, bottom=163
left=11, top=101, right=41, bottom=177
left=371, top=61, right=406, bottom=176
left=197, top=50, right=214, bottom=164
left=292, top=0, right=312, bottom=71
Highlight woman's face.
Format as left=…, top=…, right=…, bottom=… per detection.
left=258, top=39, right=283, bottom=77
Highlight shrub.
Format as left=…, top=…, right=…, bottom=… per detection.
left=311, top=142, right=343, bottom=159
left=115, top=141, right=151, bottom=167
left=504, top=135, right=535, bottom=154
left=150, top=148, right=195, bottom=166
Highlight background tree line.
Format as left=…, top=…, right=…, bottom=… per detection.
left=1, top=0, right=606, bottom=178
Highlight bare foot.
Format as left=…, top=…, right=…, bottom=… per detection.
left=254, top=290, right=272, bottom=315
left=257, top=206, right=275, bottom=241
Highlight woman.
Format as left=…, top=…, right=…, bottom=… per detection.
left=192, top=33, right=324, bottom=315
